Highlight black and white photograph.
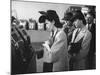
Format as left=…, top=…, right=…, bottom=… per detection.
left=11, top=0, right=96, bottom=74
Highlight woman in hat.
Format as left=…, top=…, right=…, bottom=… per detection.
left=39, top=10, right=69, bottom=72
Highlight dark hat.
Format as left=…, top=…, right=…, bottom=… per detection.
left=39, top=10, right=59, bottom=20
left=62, top=12, right=73, bottom=21
left=39, top=11, right=46, bottom=15
left=39, top=10, right=62, bottom=28
left=70, top=10, right=84, bottom=22
left=70, top=10, right=86, bottom=25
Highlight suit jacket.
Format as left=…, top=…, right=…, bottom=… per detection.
left=89, top=23, right=96, bottom=55
left=71, top=26, right=92, bottom=60
left=43, top=29, right=69, bottom=71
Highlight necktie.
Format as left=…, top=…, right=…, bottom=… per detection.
left=73, top=29, right=80, bottom=42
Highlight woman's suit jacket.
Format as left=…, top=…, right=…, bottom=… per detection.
left=43, top=30, right=69, bottom=72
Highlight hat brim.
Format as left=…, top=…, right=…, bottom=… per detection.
left=39, top=11, right=47, bottom=15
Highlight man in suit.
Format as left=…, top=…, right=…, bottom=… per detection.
left=85, top=12, right=96, bottom=69
left=69, top=10, right=92, bottom=70
left=62, top=12, right=75, bottom=45
left=40, top=10, right=69, bottom=72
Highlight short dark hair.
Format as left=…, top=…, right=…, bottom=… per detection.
left=71, top=10, right=86, bottom=25
left=38, top=15, right=46, bottom=23
left=39, top=10, right=63, bottom=28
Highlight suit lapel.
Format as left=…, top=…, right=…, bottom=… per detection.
left=74, top=27, right=86, bottom=43
left=75, top=31, right=84, bottom=43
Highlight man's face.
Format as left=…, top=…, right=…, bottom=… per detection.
left=85, top=14, right=93, bottom=24
left=73, top=19, right=82, bottom=28
left=45, top=19, right=54, bottom=31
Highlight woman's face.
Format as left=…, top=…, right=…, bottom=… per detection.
left=45, top=19, right=54, bottom=31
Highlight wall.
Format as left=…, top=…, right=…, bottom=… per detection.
left=11, top=1, right=82, bottom=22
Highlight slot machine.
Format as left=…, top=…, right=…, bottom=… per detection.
left=11, top=26, right=25, bottom=74
left=11, top=25, right=36, bottom=74
left=15, top=25, right=34, bottom=61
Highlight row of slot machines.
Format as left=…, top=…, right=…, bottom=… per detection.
left=11, top=24, right=36, bottom=74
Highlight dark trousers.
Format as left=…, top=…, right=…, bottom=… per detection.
left=43, top=62, right=53, bottom=72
